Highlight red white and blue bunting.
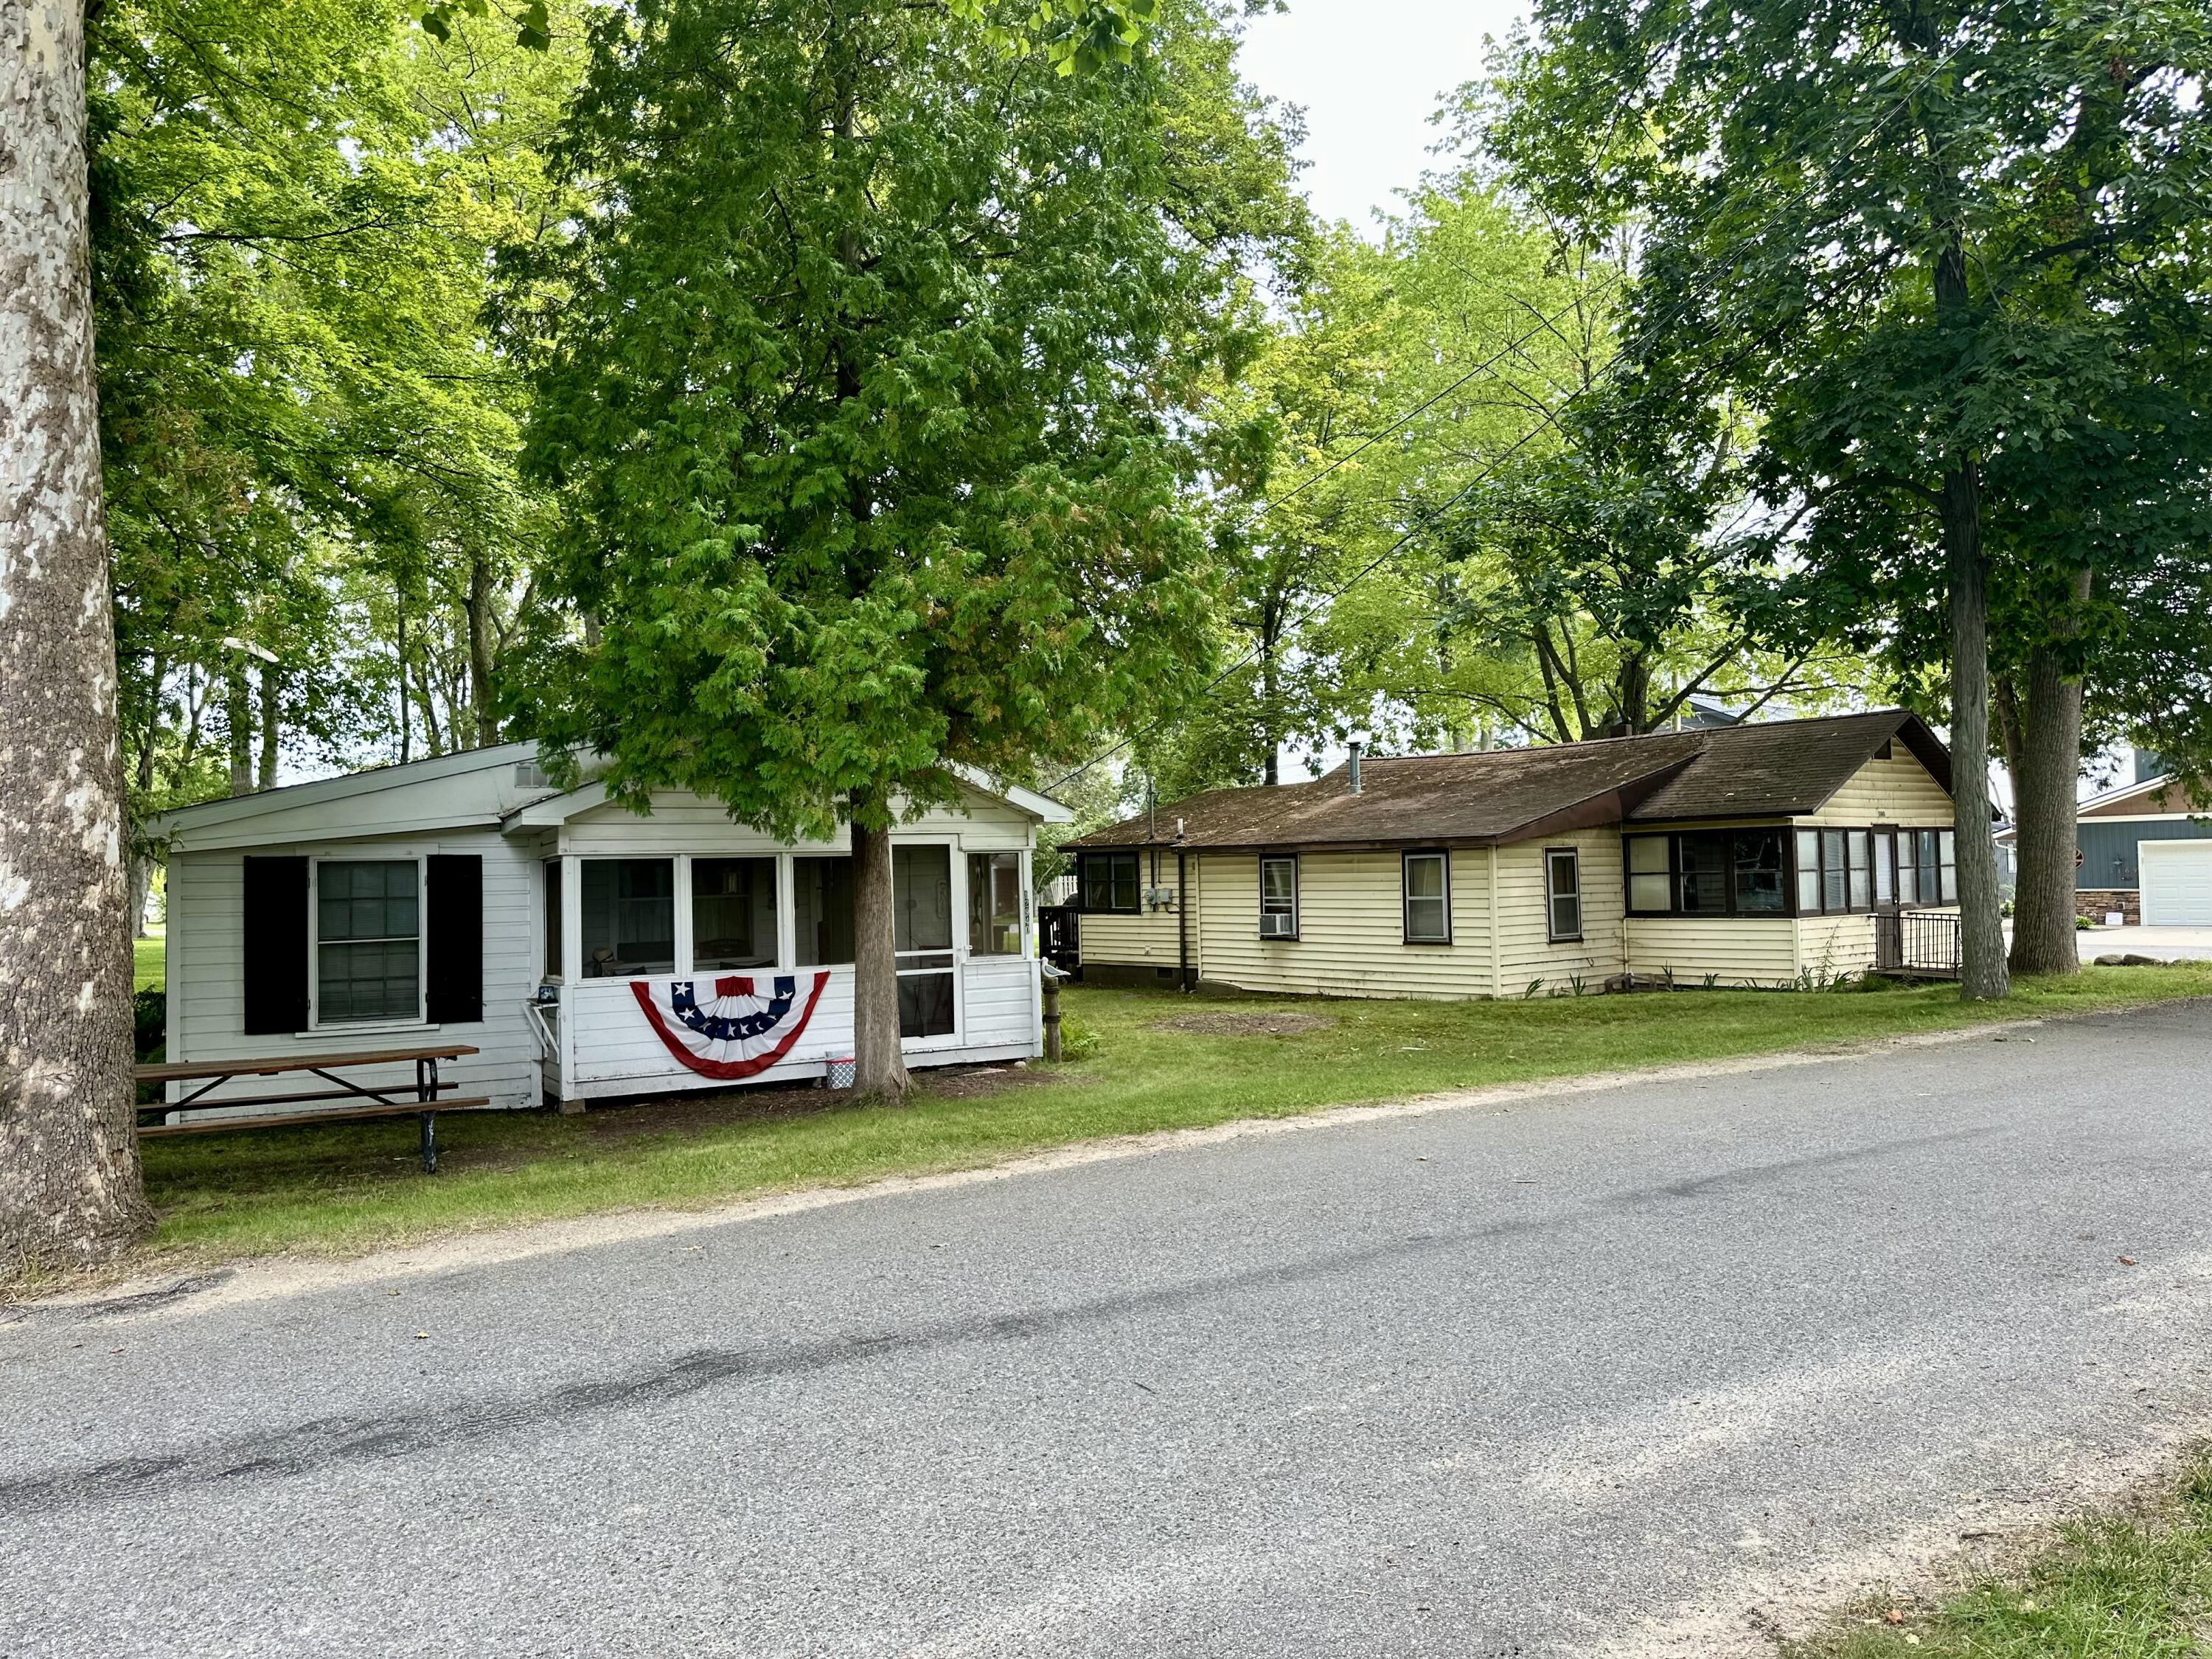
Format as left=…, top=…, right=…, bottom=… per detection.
left=628, top=973, right=832, bottom=1080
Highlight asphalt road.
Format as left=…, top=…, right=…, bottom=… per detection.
left=7, top=1002, right=2212, bottom=1659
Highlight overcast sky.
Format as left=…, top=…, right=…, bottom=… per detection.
left=1238, top=0, right=1531, bottom=231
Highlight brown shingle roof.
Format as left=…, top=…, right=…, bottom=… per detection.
left=1068, top=710, right=1949, bottom=852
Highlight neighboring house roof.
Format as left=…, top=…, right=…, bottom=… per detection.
left=1068, top=709, right=1952, bottom=854
left=1995, top=771, right=2208, bottom=842
left=151, top=741, right=1070, bottom=853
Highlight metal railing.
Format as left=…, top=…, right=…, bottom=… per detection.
left=1874, top=908, right=1962, bottom=977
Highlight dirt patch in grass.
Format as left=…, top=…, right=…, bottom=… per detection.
left=557, top=1062, right=1062, bottom=1147
left=1151, top=1010, right=1338, bottom=1037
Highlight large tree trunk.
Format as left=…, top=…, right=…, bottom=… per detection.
left=1938, top=456, right=2008, bottom=1000
left=1928, top=215, right=2008, bottom=1001
left=467, top=546, right=499, bottom=748
left=2008, top=572, right=2093, bottom=977
left=848, top=798, right=910, bottom=1100
left=257, top=661, right=279, bottom=790
left=0, top=0, right=153, bottom=1277
left=226, top=664, right=253, bottom=796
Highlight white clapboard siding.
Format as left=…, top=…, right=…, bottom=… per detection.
left=165, top=828, right=548, bottom=1115
left=1624, top=917, right=1799, bottom=987
left=1802, top=749, right=1955, bottom=827
left=562, top=956, right=1037, bottom=1099
left=1492, top=831, right=1627, bottom=995
left=1192, top=847, right=1498, bottom=1000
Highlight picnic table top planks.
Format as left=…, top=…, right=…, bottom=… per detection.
left=133, top=1043, right=480, bottom=1085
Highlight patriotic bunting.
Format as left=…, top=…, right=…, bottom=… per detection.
left=628, top=972, right=832, bottom=1080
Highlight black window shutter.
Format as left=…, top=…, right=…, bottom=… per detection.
left=241, top=856, right=310, bottom=1035
left=425, top=855, right=484, bottom=1025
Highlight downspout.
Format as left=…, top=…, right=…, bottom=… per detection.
left=1175, top=817, right=1191, bottom=992
left=1487, top=844, right=1503, bottom=998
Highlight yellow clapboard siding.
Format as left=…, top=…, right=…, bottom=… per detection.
left=1492, top=830, right=1626, bottom=996
left=1194, top=849, right=1496, bottom=999
left=1803, top=749, right=1955, bottom=827
left=1624, top=917, right=1799, bottom=987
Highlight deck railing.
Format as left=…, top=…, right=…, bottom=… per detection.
left=1874, top=908, right=1962, bottom=978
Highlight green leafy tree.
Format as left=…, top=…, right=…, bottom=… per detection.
left=510, top=0, right=1301, bottom=1094
left=1490, top=0, right=2212, bottom=995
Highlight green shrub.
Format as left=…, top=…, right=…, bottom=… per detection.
left=133, top=988, right=166, bottom=1064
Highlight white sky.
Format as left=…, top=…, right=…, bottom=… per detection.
left=1238, top=0, right=1531, bottom=231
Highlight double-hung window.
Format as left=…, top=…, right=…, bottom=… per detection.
left=1402, top=851, right=1450, bottom=943
left=1259, top=855, right=1298, bottom=939
left=1545, top=848, right=1583, bottom=942
left=1791, top=828, right=1888, bottom=916
left=1908, top=829, right=1958, bottom=904
left=316, top=859, right=421, bottom=1023
left=1079, top=851, right=1141, bottom=914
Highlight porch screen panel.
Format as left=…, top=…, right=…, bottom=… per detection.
left=318, top=860, right=420, bottom=1022
left=795, top=857, right=856, bottom=965
left=968, top=852, right=1022, bottom=956
left=580, top=858, right=675, bottom=977
left=543, top=860, right=563, bottom=978
left=1731, top=830, right=1786, bottom=913
left=1821, top=830, right=1848, bottom=913
left=1677, top=834, right=1728, bottom=914
left=1627, top=835, right=1671, bottom=913
left=692, top=858, right=777, bottom=970
left=1846, top=831, right=1872, bottom=911
left=1795, top=830, right=1821, bottom=914
left=894, top=845, right=955, bottom=1037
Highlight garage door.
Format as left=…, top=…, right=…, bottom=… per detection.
left=2140, top=840, right=2212, bottom=926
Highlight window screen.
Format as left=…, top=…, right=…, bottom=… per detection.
left=317, top=860, right=420, bottom=1023
left=968, top=852, right=1023, bottom=956
left=1874, top=832, right=1895, bottom=906
left=543, top=860, right=563, bottom=978
left=1627, top=835, right=1671, bottom=913
left=1795, top=830, right=1822, bottom=914
left=692, top=858, right=776, bottom=970
left=1846, top=830, right=1872, bottom=911
left=1730, top=831, right=1786, bottom=913
left=1402, top=852, right=1449, bottom=942
left=1545, top=848, right=1582, bottom=941
left=1677, top=834, right=1729, bottom=914
left=795, top=856, right=857, bottom=966
left=1821, top=830, right=1848, bottom=913
left=580, top=859, right=675, bottom=977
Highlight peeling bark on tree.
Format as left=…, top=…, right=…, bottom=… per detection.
left=0, top=0, right=153, bottom=1279
left=848, top=803, right=910, bottom=1101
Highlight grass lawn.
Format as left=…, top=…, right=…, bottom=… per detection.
left=133, top=929, right=164, bottom=992
left=125, top=963, right=2212, bottom=1273
left=1789, top=1459, right=2212, bottom=1658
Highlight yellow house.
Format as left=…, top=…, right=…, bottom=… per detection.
left=1060, top=710, right=1961, bottom=998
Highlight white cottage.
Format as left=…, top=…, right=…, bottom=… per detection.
left=152, top=743, right=1071, bottom=1116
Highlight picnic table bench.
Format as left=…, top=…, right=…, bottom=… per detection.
left=133, top=1043, right=486, bottom=1172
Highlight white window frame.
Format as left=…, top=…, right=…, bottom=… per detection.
left=1259, top=854, right=1299, bottom=941
left=307, top=853, right=430, bottom=1033
left=1402, top=849, right=1451, bottom=944
left=686, top=852, right=782, bottom=976
left=893, top=833, right=964, bottom=1050
left=1544, top=846, right=1584, bottom=943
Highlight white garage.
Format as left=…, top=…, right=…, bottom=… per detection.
left=2140, top=839, right=2212, bottom=926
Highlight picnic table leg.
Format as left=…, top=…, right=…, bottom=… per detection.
left=417, top=1056, right=440, bottom=1174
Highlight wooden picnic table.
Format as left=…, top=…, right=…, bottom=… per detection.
left=133, top=1043, right=484, bottom=1172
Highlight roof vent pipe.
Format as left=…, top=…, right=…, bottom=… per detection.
left=1347, top=742, right=1363, bottom=795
